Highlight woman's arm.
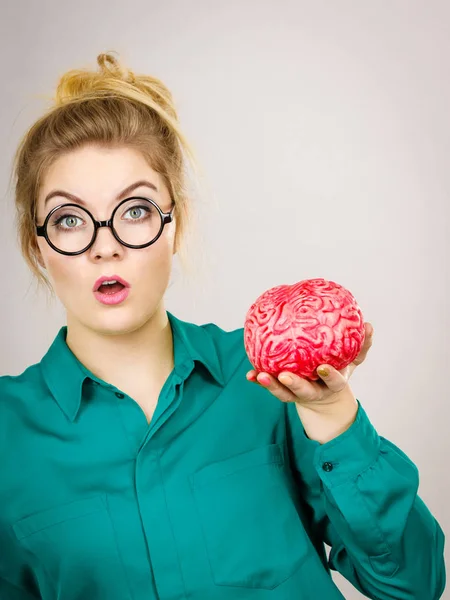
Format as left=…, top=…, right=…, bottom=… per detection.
left=285, top=399, right=446, bottom=600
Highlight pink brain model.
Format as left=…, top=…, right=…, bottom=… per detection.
left=244, top=278, right=365, bottom=381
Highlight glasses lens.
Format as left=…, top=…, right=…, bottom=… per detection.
left=46, top=205, right=94, bottom=253
left=113, top=199, right=163, bottom=246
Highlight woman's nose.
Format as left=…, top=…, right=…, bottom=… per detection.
left=89, top=225, right=124, bottom=259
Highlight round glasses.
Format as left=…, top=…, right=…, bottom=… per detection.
left=36, top=197, right=175, bottom=256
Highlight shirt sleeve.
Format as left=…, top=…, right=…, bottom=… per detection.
left=284, top=398, right=447, bottom=600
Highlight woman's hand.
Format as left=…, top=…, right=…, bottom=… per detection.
left=246, top=323, right=374, bottom=442
left=246, top=322, right=373, bottom=406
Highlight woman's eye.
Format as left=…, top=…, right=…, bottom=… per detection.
left=129, top=207, right=143, bottom=219
left=123, top=205, right=151, bottom=220
left=55, top=215, right=84, bottom=229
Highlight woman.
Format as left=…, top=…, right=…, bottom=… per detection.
left=0, top=53, right=445, bottom=600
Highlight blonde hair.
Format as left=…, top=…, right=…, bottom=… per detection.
left=12, top=52, right=202, bottom=291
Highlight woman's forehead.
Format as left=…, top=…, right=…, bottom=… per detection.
left=38, top=146, right=165, bottom=209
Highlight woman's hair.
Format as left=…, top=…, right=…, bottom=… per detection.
left=12, top=52, right=202, bottom=291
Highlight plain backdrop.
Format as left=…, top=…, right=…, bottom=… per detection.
left=1, top=1, right=448, bottom=598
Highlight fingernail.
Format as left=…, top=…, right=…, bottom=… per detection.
left=317, top=367, right=329, bottom=378
left=258, top=374, right=271, bottom=386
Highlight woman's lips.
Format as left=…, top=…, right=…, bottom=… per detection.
left=93, top=275, right=130, bottom=291
left=93, top=275, right=131, bottom=305
left=94, top=286, right=130, bottom=306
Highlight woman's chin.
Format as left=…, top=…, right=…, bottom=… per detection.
left=85, top=310, right=148, bottom=337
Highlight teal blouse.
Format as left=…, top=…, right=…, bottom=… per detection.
left=0, top=311, right=446, bottom=599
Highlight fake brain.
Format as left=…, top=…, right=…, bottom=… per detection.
left=244, top=278, right=365, bottom=381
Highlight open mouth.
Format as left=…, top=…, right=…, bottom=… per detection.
left=97, top=280, right=125, bottom=295
left=93, top=276, right=131, bottom=305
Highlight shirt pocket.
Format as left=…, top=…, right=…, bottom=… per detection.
left=189, top=443, right=311, bottom=590
left=12, top=495, right=131, bottom=600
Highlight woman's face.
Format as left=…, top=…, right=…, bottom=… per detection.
left=36, top=144, right=177, bottom=335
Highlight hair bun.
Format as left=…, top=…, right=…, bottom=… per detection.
left=54, top=52, right=137, bottom=107
left=97, top=52, right=137, bottom=83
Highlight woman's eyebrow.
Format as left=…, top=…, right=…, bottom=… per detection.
left=43, top=179, right=159, bottom=207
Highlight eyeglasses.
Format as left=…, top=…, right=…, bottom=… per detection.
left=36, top=197, right=175, bottom=256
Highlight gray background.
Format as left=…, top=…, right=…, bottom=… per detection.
left=1, top=1, right=448, bottom=597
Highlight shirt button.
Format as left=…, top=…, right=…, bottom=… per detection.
left=115, top=392, right=125, bottom=399
left=322, top=462, right=334, bottom=472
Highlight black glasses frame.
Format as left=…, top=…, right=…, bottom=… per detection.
left=36, top=196, right=175, bottom=256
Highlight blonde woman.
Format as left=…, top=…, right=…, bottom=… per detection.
left=0, top=53, right=445, bottom=600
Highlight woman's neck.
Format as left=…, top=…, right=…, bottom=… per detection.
left=65, top=305, right=175, bottom=392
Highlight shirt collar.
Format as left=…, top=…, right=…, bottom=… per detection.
left=167, top=311, right=225, bottom=387
left=40, top=310, right=225, bottom=421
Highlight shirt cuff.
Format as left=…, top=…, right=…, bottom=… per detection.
left=313, top=399, right=381, bottom=488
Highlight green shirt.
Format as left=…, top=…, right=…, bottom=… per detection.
left=0, top=311, right=446, bottom=600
